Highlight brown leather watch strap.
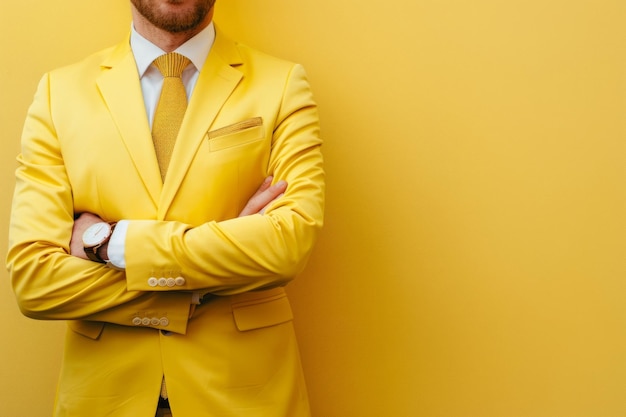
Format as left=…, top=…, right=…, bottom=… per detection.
left=84, top=222, right=117, bottom=263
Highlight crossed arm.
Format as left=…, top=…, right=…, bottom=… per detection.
left=69, top=177, right=287, bottom=262
left=8, top=177, right=288, bottom=334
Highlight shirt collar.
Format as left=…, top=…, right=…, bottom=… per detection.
left=130, top=21, right=216, bottom=77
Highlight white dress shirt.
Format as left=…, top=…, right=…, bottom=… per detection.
left=107, top=22, right=216, bottom=270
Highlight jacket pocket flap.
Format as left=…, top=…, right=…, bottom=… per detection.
left=232, top=291, right=293, bottom=332
left=207, top=117, right=264, bottom=152
left=67, top=320, right=105, bottom=340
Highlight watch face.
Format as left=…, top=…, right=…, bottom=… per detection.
left=82, top=222, right=111, bottom=247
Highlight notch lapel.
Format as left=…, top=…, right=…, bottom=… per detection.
left=158, top=30, right=244, bottom=218
left=97, top=39, right=163, bottom=209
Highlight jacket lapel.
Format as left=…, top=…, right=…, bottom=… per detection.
left=158, top=28, right=244, bottom=218
left=97, top=38, right=163, bottom=209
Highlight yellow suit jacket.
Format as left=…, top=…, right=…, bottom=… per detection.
left=7, top=27, right=323, bottom=417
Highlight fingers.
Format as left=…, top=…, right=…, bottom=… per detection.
left=248, top=175, right=274, bottom=200
left=239, top=177, right=288, bottom=217
left=259, top=193, right=283, bottom=215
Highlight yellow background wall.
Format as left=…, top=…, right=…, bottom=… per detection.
left=0, top=2, right=130, bottom=416
left=2, top=1, right=625, bottom=416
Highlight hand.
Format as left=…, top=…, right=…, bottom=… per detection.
left=239, top=176, right=287, bottom=217
left=70, top=212, right=105, bottom=260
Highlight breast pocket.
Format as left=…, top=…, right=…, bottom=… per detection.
left=207, top=117, right=264, bottom=152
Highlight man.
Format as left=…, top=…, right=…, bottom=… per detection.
left=6, top=0, right=324, bottom=416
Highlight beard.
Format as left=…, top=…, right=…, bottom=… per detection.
left=131, top=0, right=216, bottom=33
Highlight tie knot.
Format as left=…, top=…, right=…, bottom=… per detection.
left=153, top=52, right=191, bottom=78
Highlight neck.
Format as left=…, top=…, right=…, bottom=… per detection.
left=131, top=6, right=214, bottom=52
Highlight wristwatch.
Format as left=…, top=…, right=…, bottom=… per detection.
left=82, top=222, right=116, bottom=263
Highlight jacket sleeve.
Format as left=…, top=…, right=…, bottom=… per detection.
left=6, top=73, right=193, bottom=333
left=124, top=64, right=325, bottom=295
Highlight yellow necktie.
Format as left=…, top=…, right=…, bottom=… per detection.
left=152, top=52, right=191, bottom=180
left=152, top=53, right=190, bottom=401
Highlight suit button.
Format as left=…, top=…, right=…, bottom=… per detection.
left=166, top=278, right=176, bottom=287
left=150, top=317, right=161, bottom=326
left=132, top=317, right=142, bottom=326
left=158, top=278, right=168, bottom=287
left=148, top=277, right=158, bottom=287
left=175, top=277, right=186, bottom=286
left=141, top=317, right=151, bottom=326
left=160, top=317, right=170, bottom=327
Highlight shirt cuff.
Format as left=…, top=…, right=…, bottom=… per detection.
left=107, top=220, right=129, bottom=269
